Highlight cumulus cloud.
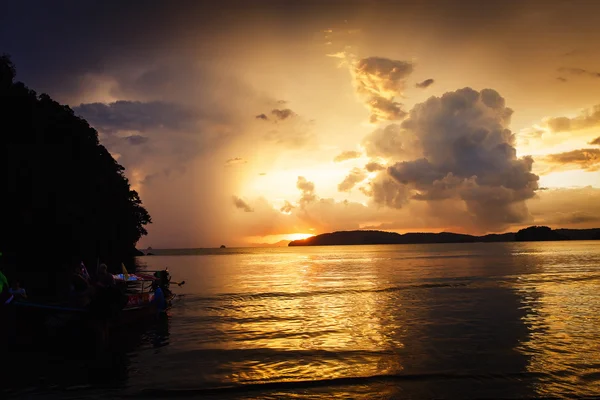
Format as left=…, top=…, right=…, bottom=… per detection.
left=255, top=109, right=296, bottom=121
left=297, top=176, right=317, bottom=207
left=415, top=78, right=435, bottom=89
left=280, top=200, right=295, bottom=214
left=544, top=104, right=600, bottom=132
left=517, top=126, right=546, bottom=147
left=589, top=136, right=600, bottom=145
left=362, top=123, right=420, bottom=159
left=232, top=196, right=254, bottom=212
left=296, top=177, right=318, bottom=208
left=338, top=168, right=367, bottom=192
left=354, top=57, right=413, bottom=97
left=225, top=157, right=247, bottom=166
left=333, top=150, right=362, bottom=162
left=353, top=57, right=413, bottom=123
left=271, top=108, right=295, bottom=120
left=528, top=186, right=600, bottom=228
left=558, top=67, right=600, bottom=79
left=253, top=106, right=314, bottom=148
left=541, top=148, right=600, bottom=172
left=296, top=176, right=315, bottom=192
left=365, top=161, right=385, bottom=172
left=74, top=99, right=222, bottom=191
left=362, top=87, right=539, bottom=231
left=75, top=100, right=197, bottom=135
left=366, top=97, right=406, bottom=123
left=363, top=173, right=411, bottom=209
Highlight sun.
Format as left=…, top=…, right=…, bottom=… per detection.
left=285, top=233, right=315, bottom=241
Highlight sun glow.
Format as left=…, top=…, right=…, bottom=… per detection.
left=245, top=232, right=316, bottom=246
left=285, top=233, right=314, bottom=241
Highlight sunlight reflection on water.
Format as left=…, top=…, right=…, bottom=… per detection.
left=8, top=241, right=600, bottom=399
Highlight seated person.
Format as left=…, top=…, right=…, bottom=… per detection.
left=95, top=264, right=115, bottom=288
left=8, top=280, right=27, bottom=300
left=70, top=263, right=92, bottom=307
left=151, top=281, right=167, bottom=313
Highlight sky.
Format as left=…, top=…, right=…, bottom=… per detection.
left=2, top=0, right=600, bottom=248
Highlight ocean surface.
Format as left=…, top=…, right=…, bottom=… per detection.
left=7, top=241, right=600, bottom=399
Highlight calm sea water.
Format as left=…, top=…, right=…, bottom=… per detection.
left=7, top=241, right=600, bottom=399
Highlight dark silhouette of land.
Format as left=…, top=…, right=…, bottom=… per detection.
left=288, top=226, right=600, bottom=246
left=0, top=55, right=151, bottom=296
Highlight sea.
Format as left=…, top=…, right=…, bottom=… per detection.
left=5, top=241, right=600, bottom=399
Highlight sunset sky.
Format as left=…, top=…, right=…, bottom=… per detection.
left=2, top=0, right=600, bottom=248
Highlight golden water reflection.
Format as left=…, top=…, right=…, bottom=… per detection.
left=512, top=242, right=600, bottom=397
left=138, top=242, right=600, bottom=398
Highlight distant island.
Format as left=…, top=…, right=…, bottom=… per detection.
left=288, top=226, right=600, bottom=246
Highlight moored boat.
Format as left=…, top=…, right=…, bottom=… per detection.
left=10, top=271, right=174, bottom=341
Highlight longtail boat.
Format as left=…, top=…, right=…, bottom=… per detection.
left=10, top=272, right=174, bottom=341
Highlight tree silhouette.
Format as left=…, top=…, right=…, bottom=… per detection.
left=0, top=55, right=151, bottom=296
left=514, top=226, right=567, bottom=242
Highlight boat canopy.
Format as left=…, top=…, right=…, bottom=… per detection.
left=112, top=273, right=157, bottom=282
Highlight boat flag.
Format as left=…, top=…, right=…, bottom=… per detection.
left=122, top=263, right=129, bottom=280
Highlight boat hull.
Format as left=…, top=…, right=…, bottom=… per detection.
left=8, top=299, right=163, bottom=345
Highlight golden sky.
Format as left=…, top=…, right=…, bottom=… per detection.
left=2, top=0, right=600, bottom=247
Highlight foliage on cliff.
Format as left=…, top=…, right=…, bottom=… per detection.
left=0, top=55, right=151, bottom=294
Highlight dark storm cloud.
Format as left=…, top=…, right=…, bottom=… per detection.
left=2, top=0, right=595, bottom=110
left=232, top=196, right=254, bottom=212
left=1, top=0, right=594, bottom=100
left=74, top=101, right=196, bottom=134
left=256, top=113, right=269, bottom=120
left=72, top=98, right=234, bottom=190
left=364, top=87, right=539, bottom=231
left=545, top=104, right=600, bottom=132
left=415, top=78, right=435, bottom=89
left=333, top=150, right=362, bottom=162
